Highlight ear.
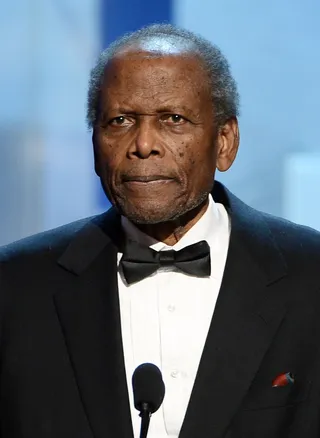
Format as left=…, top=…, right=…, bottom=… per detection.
left=92, top=130, right=101, bottom=177
left=215, top=118, right=240, bottom=172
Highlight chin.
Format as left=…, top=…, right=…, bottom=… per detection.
left=121, top=209, right=175, bottom=225
left=114, top=190, right=209, bottom=224
left=117, top=200, right=182, bottom=225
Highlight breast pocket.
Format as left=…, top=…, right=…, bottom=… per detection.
left=242, top=379, right=312, bottom=410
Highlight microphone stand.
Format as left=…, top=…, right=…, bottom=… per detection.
left=139, top=402, right=152, bottom=438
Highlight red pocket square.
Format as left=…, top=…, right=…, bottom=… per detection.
left=272, top=372, right=295, bottom=387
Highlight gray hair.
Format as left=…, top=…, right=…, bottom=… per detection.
left=86, top=23, right=240, bottom=129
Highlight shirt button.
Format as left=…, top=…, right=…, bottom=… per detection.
left=171, top=369, right=179, bottom=378
left=168, top=304, right=175, bottom=312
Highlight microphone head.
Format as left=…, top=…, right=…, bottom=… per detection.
left=132, top=363, right=165, bottom=414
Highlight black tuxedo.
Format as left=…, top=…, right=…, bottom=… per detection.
left=1, top=182, right=320, bottom=438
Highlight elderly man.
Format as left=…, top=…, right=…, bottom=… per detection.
left=0, top=24, right=320, bottom=438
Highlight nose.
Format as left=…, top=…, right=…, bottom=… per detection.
left=127, top=116, right=164, bottom=159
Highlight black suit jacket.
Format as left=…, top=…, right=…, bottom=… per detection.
left=1, top=182, right=320, bottom=438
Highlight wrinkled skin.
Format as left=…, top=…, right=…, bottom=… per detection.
left=93, top=47, right=239, bottom=244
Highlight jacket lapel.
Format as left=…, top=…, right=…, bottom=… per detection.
left=180, top=183, right=288, bottom=438
left=54, top=210, right=133, bottom=438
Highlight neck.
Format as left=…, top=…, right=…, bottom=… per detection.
left=135, top=199, right=209, bottom=246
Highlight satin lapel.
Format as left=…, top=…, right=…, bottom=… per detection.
left=180, top=184, right=288, bottom=438
left=54, top=211, right=133, bottom=438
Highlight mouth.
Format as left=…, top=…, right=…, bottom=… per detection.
left=122, top=175, right=175, bottom=183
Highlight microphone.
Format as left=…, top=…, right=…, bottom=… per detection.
left=132, top=363, right=165, bottom=438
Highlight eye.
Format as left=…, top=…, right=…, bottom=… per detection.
left=108, top=116, right=132, bottom=126
left=162, top=114, right=187, bottom=125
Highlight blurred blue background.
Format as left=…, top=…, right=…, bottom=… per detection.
left=1, top=0, right=320, bottom=245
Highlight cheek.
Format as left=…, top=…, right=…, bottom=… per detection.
left=177, top=140, right=216, bottom=188
left=95, top=139, right=119, bottom=174
left=176, top=138, right=214, bottom=170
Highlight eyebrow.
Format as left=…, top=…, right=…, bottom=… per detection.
left=112, top=106, right=198, bottom=118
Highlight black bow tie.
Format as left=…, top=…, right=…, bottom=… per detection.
left=120, top=240, right=211, bottom=285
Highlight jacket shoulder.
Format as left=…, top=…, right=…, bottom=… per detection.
left=0, top=214, right=104, bottom=263
left=256, top=210, right=320, bottom=279
left=262, top=211, right=320, bottom=254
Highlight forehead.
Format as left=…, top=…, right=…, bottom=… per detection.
left=100, top=51, right=211, bottom=110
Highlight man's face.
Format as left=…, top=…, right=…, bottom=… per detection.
left=93, top=51, right=224, bottom=224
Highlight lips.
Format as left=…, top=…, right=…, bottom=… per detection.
left=122, top=175, right=174, bottom=183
